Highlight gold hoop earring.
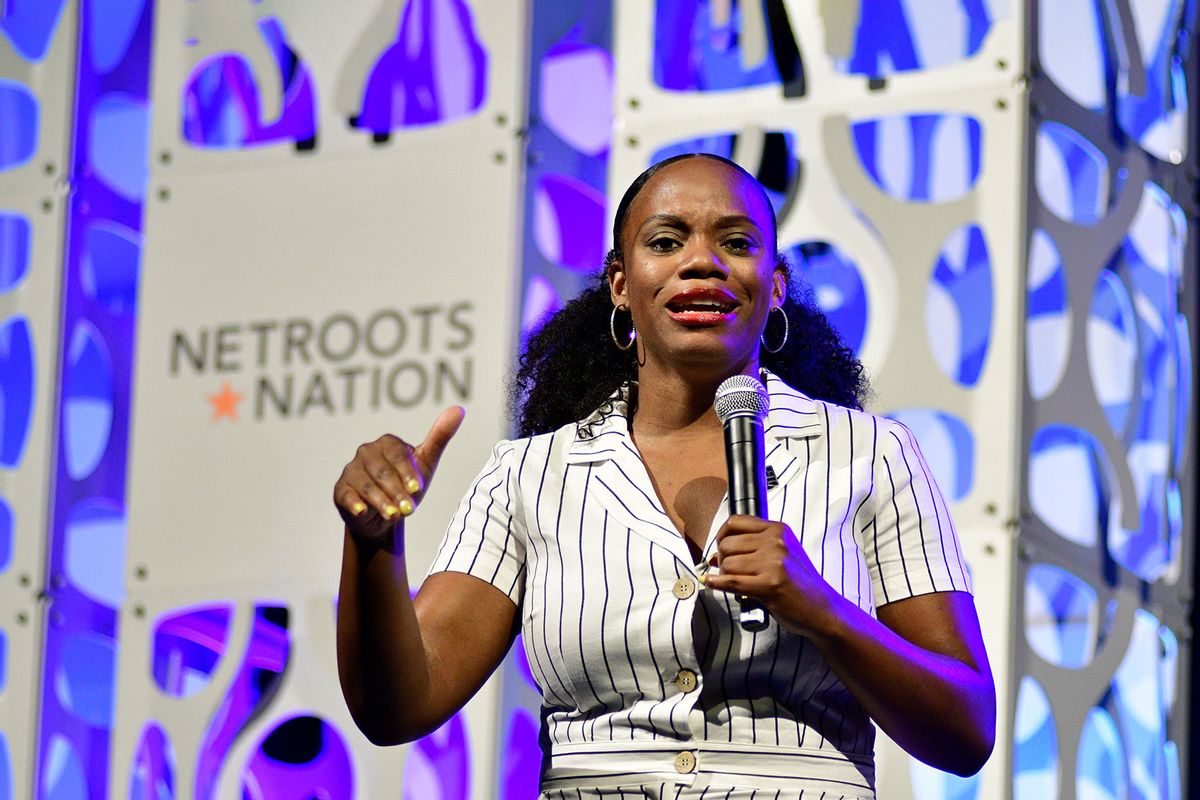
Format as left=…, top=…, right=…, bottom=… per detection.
left=761, top=306, right=788, bottom=354
left=610, top=305, right=636, bottom=351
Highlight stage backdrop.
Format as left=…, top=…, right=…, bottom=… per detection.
left=0, top=2, right=1196, bottom=799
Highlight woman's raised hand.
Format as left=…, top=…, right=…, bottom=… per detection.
left=334, top=406, right=466, bottom=544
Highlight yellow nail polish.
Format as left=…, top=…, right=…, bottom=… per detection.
left=406, top=478, right=421, bottom=494
left=383, top=504, right=399, bottom=519
left=351, top=502, right=367, bottom=515
left=398, top=498, right=414, bottom=516
left=697, top=573, right=707, bottom=585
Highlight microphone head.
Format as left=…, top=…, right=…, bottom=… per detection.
left=715, top=375, right=769, bottom=424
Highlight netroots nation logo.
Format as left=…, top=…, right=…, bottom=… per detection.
left=171, top=303, right=475, bottom=422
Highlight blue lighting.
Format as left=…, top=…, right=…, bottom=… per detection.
left=55, top=633, right=117, bottom=728
left=1014, top=676, right=1058, bottom=798
left=63, top=502, right=127, bottom=608
left=787, top=241, right=868, bottom=356
left=654, top=0, right=802, bottom=92
left=0, top=316, right=34, bottom=469
left=1025, top=563, right=1098, bottom=668
left=852, top=114, right=983, bottom=203
left=63, top=323, right=114, bottom=482
left=0, top=497, right=11, bottom=572
left=0, top=731, right=10, bottom=800
left=1028, top=425, right=1110, bottom=547
left=1026, top=229, right=1070, bottom=400
left=40, top=736, right=87, bottom=800
left=0, top=80, right=39, bottom=172
left=88, top=93, right=150, bottom=201
left=0, top=0, right=69, bottom=62
left=1036, top=122, right=1111, bottom=225
left=837, top=0, right=995, bottom=77
left=928, top=224, right=992, bottom=386
left=82, top=221, right=141, bottom=315
left=86, top=0, right=148, bottom=74
left=0, top=212, right=31, bottom=293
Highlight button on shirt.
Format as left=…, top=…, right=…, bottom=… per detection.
left=428, top=371, right=972, bottom=798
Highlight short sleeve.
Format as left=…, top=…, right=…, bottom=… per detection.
left=426, top=441, right=526, bottom=605
left=862, top=418, right=972, bottom=606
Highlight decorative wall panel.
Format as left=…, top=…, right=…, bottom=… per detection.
left=1014, top=3, right=1197, bottom=798
left=0, top=4, right=78, bottom=798
left=106, top=1, right=527, bottom=796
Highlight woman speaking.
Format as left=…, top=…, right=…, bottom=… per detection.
left=334, top=153, right=996, bottom=798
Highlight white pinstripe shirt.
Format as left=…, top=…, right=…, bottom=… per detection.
left=429, top=371, right=972, bottom=798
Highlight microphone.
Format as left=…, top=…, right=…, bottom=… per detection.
left=714, top=374, right=771, bottom=632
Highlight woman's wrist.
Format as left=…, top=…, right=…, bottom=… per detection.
left=774, top=574, right=849, bottom=642
left=345, top=521, right=405, bottom=559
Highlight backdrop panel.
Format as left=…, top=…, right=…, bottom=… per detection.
left=111, top=2, right=527, bottom=797
left=0, top=4, right=78, bottom=797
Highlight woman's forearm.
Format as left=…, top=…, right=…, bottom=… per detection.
left=336, top=524, right=435, bottom=745
left=805, top=590, right=996, bottom=776
left=336, top=522, right=520, bottom=746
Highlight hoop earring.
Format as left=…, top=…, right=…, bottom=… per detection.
left=761, top=306, right=788, bottom=354
left=610, top=305, right=636, bottom=351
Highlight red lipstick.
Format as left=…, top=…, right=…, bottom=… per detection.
left=665, top=287, right=739, bottom=326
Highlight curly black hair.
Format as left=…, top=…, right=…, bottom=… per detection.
left=511, top=153, right=867, bottom=437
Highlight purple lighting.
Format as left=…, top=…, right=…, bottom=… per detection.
left=182, top=18, right=317, bottom=149
left=241, top=716, right=354, bottom=799
left=501, top=708, right=540, bottom=800
left=520, top=275, right=562, bottom=341
left=195, top=606, right=289, bottom=800
left=151, top=604, right=233, bottom=699
left=354, top=0, right=488, bottom=134
left=539, top=36, right=613, bottom=156
left=533, top=174, right=606, bottom=272
left=129, top=723, right=174, bottom=800
left=403, top=713, right=470, bottom=800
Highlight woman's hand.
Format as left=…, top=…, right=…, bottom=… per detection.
left=703, top=515, right=837, bottom=636
left=333, top=406, right=465, bottom=545
left=704, top=514, right=995, bottom=776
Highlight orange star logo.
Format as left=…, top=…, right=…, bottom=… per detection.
left=208, top=381, right=245, bottom=422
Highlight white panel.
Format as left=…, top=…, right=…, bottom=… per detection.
left=0, top=3, right=78, bottom=796
left=112, top=2, right=526, bottom=797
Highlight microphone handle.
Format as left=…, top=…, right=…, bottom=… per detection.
left=723, top=416, right=771, bottom=632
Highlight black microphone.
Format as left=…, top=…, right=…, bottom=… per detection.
left=714, top=374, right=771, bottom=632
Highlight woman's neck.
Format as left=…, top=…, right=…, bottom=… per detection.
left=630, top=357, right=762, bottom=439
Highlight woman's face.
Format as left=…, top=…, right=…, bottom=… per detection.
left=610, top=157, right=785, bottom=375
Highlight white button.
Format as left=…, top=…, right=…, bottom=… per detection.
left=672, top=577, right=697, bottom=600
left=674, top=750, right=697, bottom=774
left=674, top=669, right=698, bottom=693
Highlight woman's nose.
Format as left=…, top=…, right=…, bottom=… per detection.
left=678, top=239, right=729, bottom=277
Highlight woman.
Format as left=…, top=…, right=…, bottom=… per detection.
left=335, top=153, right=995, bottom=798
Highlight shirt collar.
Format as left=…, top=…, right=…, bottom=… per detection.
left=567, top=370, right=823, bottom=464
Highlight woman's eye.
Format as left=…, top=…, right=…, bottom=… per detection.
left=648, top=237, right=679, bottom=252
left=725, top=237, right=755, bottom=253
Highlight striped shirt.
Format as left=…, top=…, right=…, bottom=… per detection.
left=428, top=371, right=971, bottom=798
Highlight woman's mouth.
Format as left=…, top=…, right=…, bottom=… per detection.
left=666, top=290, right=739, bottom=326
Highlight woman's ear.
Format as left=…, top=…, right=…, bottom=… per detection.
left=607, top=251, right=627, bottom=306
left=772, top=264, right=788, bottom=307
